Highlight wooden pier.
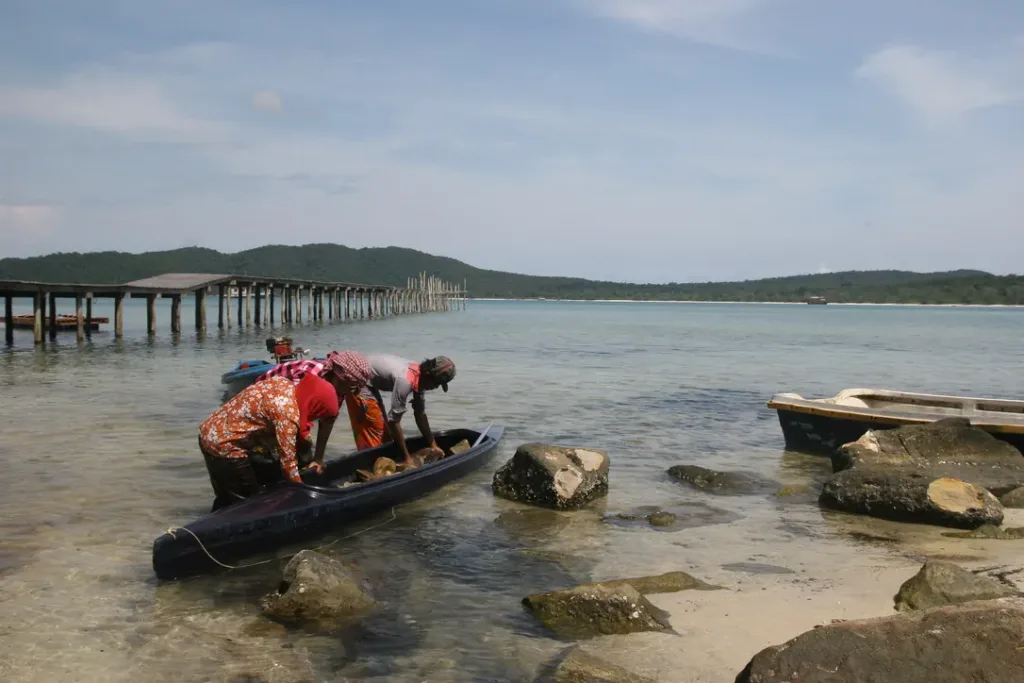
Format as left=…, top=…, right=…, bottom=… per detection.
left=1, top=271, right=467, bottom=345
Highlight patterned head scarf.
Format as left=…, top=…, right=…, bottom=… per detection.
left=322, top=350, right=373, bottom=389
left=422, top=356, right=456, bottom=392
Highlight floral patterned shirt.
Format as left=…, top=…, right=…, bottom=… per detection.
left=198, top=376, right=302, bottom=482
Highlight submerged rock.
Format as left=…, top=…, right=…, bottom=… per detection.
left=260, top=550, right=376, bottom=626
left=1000, top=486, right=1024, bottom=509
left=818, top=418, right=1024, bottom=529
left=493, top=443, right=609, bottom=510
left=535, top=646, right=656, bottom=683
left=580, top=570, right=723, bottom=594
left=522, top=583, right=671, bottom=639
left=604, top=501, right=742, bottom=533
left=820, top=472, right=1003, bottom=529
left=893, top=560, right=1019, bottom=611
left=666, top=465, right=776, bottom=495
left=735, top=597, right=1024, bottom=683
left=942, top=524, right=1024, bottom=540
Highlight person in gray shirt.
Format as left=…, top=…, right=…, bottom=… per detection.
left=343, top=354, right=456, bottom=466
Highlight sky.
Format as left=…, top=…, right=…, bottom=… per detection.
left=0, top=0, right=1021, bottom=283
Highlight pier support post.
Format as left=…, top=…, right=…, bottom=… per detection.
left=115, top=294, right=124, bottom=338
left=245, top=284, right=252, bottom=328
left=75, top=294, right=84, bottom=341
left=195, top=287, right=207, bottom=333
left=34, top=293, right=44, bottom=344
left=254, top=284, right=262, bottom=327
left=48, top=292, right=57, bottom=340
left=318, top=288, right=325, bottom=322
left=236, top=285, right=243, bottom=327
left=218, top=285, right=225, bottom=329
left=269, top=286, right=275, bottom=326
left=85, top=294, right=93, bottom=336
left=344, top=288, right=351, bottom=320
left=4, top=295, right=12, bottom=346
left=171, top=294, right=182, bottom=334
left=307, top=287, right=313, bottom=322
left=146, top=295, right=157, bottom=336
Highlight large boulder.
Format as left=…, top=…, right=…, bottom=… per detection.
left=735, top=597, right=1024, bottom=683
left=534, top=646, right=657, bottom=683
left=522, top=583, right=671, bottom=639
left=820, top=472, right=1004, bottom=529
left=893, top=560, right=1019, bottom=611
left=1000, top=486, right=1024, bottom=508
left=259, top=550, right=376, bottom=626
left=493, top=444, right=609, bottom=510
left=832, top=418, right=1024, bottom=496
left=666, top=465, right=777, bottom=495
left=819, top=418, right=1024, bottom=529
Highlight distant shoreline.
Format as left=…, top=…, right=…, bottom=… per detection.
left=468, top=297, right=1024, bottom=308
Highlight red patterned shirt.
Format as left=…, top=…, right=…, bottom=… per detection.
left=258, top=359, right=326, bottom=385
left=198, top=376, right=302, bottom=482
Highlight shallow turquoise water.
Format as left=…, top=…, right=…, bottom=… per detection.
left=0, top=300, right=1021, bottom=681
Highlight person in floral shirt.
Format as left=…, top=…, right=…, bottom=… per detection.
left=254, top=350, right=374, bottom=471
left=198, top=372, right=342, bottom=510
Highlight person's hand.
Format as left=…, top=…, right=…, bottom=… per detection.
left=306, top=461, right=324, bottom=475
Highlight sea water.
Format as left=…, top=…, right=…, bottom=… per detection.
left=0, top=299, right=1021, bottom=681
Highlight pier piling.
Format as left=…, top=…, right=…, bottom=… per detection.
left=1, top=270, right=467, bottom=347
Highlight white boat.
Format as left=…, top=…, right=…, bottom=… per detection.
left=766, top=387, right=1024, bottom=455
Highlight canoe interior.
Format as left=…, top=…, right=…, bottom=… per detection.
left=152, top=425, right=504, bottom=580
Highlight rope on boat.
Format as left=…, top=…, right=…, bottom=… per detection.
left=165, top=506, right=398, bottom=571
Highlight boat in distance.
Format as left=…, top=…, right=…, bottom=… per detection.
left=152, top=423, right=505, bottom=580
left=767, top=387, right=1024, bottom=455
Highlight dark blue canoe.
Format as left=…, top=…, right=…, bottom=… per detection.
left=152, top=423, right=505, bottom=580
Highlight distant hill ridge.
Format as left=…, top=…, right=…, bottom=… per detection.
left=0, top=244, right=1021, bottom=305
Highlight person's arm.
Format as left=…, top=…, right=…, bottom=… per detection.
left=265, top=394, right=303, bottom=483
left=310, top=415, right=336, bottom=470
left=412, top=391, right=441, bottom=453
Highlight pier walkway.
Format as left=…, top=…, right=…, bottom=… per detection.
left=1, top=271, right=466, bottom=345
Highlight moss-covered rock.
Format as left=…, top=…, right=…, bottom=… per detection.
left=893, top=560, right=1018, bottom=612
left=522, top=583, right=671, bottom=638
left=493, top=443, right=609, bottom=510
left=534, top=646, right=656, bottom=683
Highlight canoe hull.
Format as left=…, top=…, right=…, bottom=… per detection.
left=152, top=424, right=505, bottom=580
left=768, top=389, right=1024, bottom=456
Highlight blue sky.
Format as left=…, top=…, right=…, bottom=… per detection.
left=0, top=0, right=1021, bottom=282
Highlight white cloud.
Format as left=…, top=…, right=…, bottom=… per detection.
left=855, top=44, right=1023, bottom=128
left=574, top=0, right=773, bottom=51
left=251, top=90, right=283, bottom=113
left=0, top=66, right=223, bottom=141
left=0, top=204, right=60, bottom=238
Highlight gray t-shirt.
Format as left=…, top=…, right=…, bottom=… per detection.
left=363, top=354, right=424, bottom=422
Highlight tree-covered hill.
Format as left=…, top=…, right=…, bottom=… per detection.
left=1, top=244, right=1021, bottom=305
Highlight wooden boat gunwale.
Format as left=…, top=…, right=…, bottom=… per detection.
left=767, top=387, right=1024, bottom=435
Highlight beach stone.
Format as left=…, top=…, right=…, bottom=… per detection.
left=522, top=583, right=671, bottom=639
left=734, top=597, right=1024, bottom=683
left=535, top=645, right=656, bottom=683
left=893, top=560, right=1018, bottom=612
left=646, top=511, right=676, bottom=527
left=942, top=524, right=1024, bottom=540
left=831, top=418, right=1024, bottom=497
left=666, top=464, right=776, bottom=495
left=259, top=550, right=376, bottom=626
left=820, top=471, right=1004, bottom=529
left=819, top=418, right=1022, bottom=529
left=1000, top=486, right=1024, bottom=508
left=493, top=443, right=609, bottom=510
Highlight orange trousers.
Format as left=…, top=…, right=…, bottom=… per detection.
left=344, top=393, right=392, bottom=450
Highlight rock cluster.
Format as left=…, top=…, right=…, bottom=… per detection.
left=819, top=418, right=1024, bottom=528
left=492, top=443, right=610, bottom=510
